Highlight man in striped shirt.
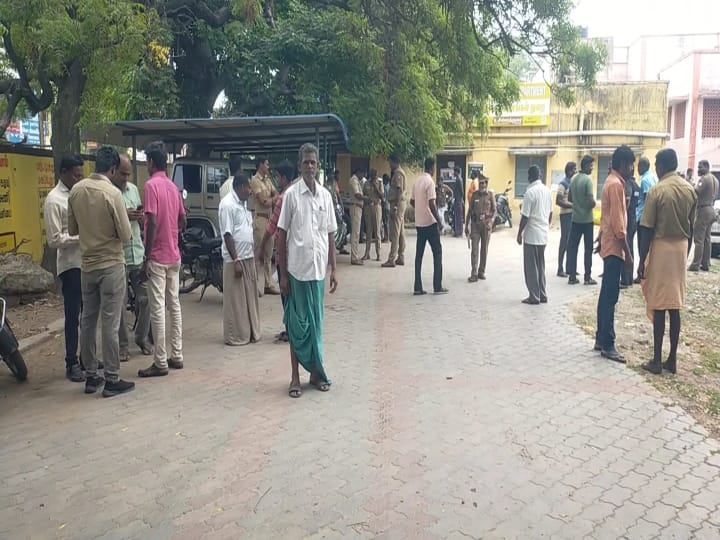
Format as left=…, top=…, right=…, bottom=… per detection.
left=256, top=160, right=296, bottom=342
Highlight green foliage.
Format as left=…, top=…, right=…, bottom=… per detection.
left=0, top=0, right=606, bottom=161
left=0, top=0, right=157, bottom=146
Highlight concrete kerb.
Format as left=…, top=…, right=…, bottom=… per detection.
left=18, top=318, right=64, bottom=353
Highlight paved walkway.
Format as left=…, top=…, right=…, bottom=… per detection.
left=1, top=227, right=719, bottom=539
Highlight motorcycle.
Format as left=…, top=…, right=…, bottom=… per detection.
left=334, top=199, right=348, bottom=252
left=494, top=180, right=513, bottom=228
left=179, top=227, right=224, bottom=301
left=0, top=298, right=27, bottom=381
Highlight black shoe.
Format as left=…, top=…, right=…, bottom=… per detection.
left=619, top=283, right=629, bottom=289
left=601, top=348, right=626, bottom=364
left=138, top=364, right=169, bottom=377
left=701, top=266, right=710, bottom=272
left=568, top=277, right=580, bottom=285
left=642, top=360, right=662, bottom=375
left=168, top=358, right=184, bottom=370
left=521, top=297, right=540, bottom=305
left=557, top=271, right=568, bottom=278
left=413, top=290, right=427, bottom=296
left=540, top=297, right=548, bottom=303
left=102, top=379, right=136, bottom=397
left=97, top=361, right=104, bottom=371
left=593, top=342, right=602, bottom=351
left=66, top=364, right=86, bottom=383
left=84, top=375, right=105, bottom=394
left=433, top=288, right=449, bottom=295
left=662, top=359, right=677, bottom=374
left=584, top=278, right=598, bottom=285
left=634, top=276, right=642, bottom=284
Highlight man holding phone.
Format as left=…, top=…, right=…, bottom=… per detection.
left=112, top=154, right=152, bottom=360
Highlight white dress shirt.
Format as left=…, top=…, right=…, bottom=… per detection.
left=521, top=180, right=553, bottom=246
left=218, top=190, right=254, bottom=263
left=277, top=179, right=338, bottom=282
left=219, top=176, right=234, bottom=200
left=43, top=180, right=81, bottom=275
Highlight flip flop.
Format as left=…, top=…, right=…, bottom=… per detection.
left=288, top=383, right=302, bottom=398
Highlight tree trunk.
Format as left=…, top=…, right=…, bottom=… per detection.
left=50, top=60, right=86, bottom=175
left=44, top=60, right=86, bottom=277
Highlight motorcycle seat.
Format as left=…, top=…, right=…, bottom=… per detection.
left=202, top=237, right=223, bottom=250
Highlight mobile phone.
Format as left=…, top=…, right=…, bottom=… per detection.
left=137, top=205, right=143, bottom=211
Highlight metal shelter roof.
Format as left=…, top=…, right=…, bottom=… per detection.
left=89, top=114, right=350, bottom=154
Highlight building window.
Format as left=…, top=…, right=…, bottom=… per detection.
left=702, top=99, right=720, bottom=138
left=596, top=156, right=612, bottom=199
left=514, top=155, right=547, bottom=198
left=673, top=101, right=687, bottom=139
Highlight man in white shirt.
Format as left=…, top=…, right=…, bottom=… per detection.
left=517, top=165, right=553, bottom=305
left=220, top=172, right=261, bottom=346
left=44, top=155, right=86, bottom=383
left=219, top=155, right=244, bottom=200
left=277, top=143, right=338, bottom=398
left=411, top=157, right=447, bottom=295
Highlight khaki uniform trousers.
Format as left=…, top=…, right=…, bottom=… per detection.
left=350, top=204, right=363, bottom=262
left=363, top=203, right=382, bottom=259
left=387, top=202, right=406, bottom=262
left=253, top=214, right=274, bottom=293
left=470, top=223, right=491, bottom=277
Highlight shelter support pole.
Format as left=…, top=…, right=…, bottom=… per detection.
left=132, top=136, right=138, bottom=184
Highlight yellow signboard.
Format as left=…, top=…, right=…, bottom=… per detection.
left=491, top=83, right=552, bottom=127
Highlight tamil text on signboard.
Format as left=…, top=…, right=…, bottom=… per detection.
left=491, top=83, right=551, bottom=127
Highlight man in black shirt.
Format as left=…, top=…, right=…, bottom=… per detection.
left=621, top=174, right=640, bottom=288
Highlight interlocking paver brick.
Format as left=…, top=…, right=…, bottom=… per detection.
left=1, top=229, right=719, bottom=537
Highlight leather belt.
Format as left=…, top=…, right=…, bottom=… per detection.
left=255, top=212, right=270, bottom=218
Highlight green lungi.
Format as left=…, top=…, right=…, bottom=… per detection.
left=283, top=275, right=330, bottom=383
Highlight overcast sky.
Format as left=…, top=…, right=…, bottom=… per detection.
left=572, top=0, right=720, bottom=45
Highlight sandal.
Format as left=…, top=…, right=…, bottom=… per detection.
left=310, top=379, right=331, bottom=392
left=288, top=383, right=302, bottom=398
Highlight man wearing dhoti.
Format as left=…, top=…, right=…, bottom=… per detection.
left=638, top=148, right=697, bottom=375
left=219, top=173, right=261, bottom=346
left=277, top=143, right=339, bottom=398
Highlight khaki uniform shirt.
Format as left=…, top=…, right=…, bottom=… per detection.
left=349, top=175, right=363, bottom=207
left=469, top=189, right=496, bottom=230
left=363, top=177, right=383, bottom=207
left=695, top=173, right=719, bottom=208
left=640, top=172, right=697, bottom=240
left=68, top=173, right=132, bottom=272
left=388, top=167, right=406, bottom=206
left=249, top=173, right=276, bottom=217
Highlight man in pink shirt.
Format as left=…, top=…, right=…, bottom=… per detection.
left=139, top=141, right=187, bottom=377
left=411, top=157, right=448, bottom=296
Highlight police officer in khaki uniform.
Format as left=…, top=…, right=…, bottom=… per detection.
left=465, top=175, right=496, bottom=281
left=688, top=159, right=719, bottom=271
left=249, top=157, right=280, bottom=295
left=382, top=154, right=406, bottom=267
left=348, top=168, right=365, bottom=265
left=362, top=169, right=384, bottom=261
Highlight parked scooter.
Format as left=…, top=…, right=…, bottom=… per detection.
left=0, top=298, right=27, bottom=381
left=179, top=227, right=224, bottom=300
left=494, top=181, right=513, bottom=228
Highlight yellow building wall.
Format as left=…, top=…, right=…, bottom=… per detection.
left=470, top=134, right=666, bottom=215
left=0, top=148, right=144, bottom=264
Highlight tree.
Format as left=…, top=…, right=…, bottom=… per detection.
left=219, top=0, right=605, bottom=160
left=0, top=0, right=151, bottom=170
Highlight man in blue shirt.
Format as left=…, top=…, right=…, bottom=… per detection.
left=634, top=157, right=657, bottom=283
